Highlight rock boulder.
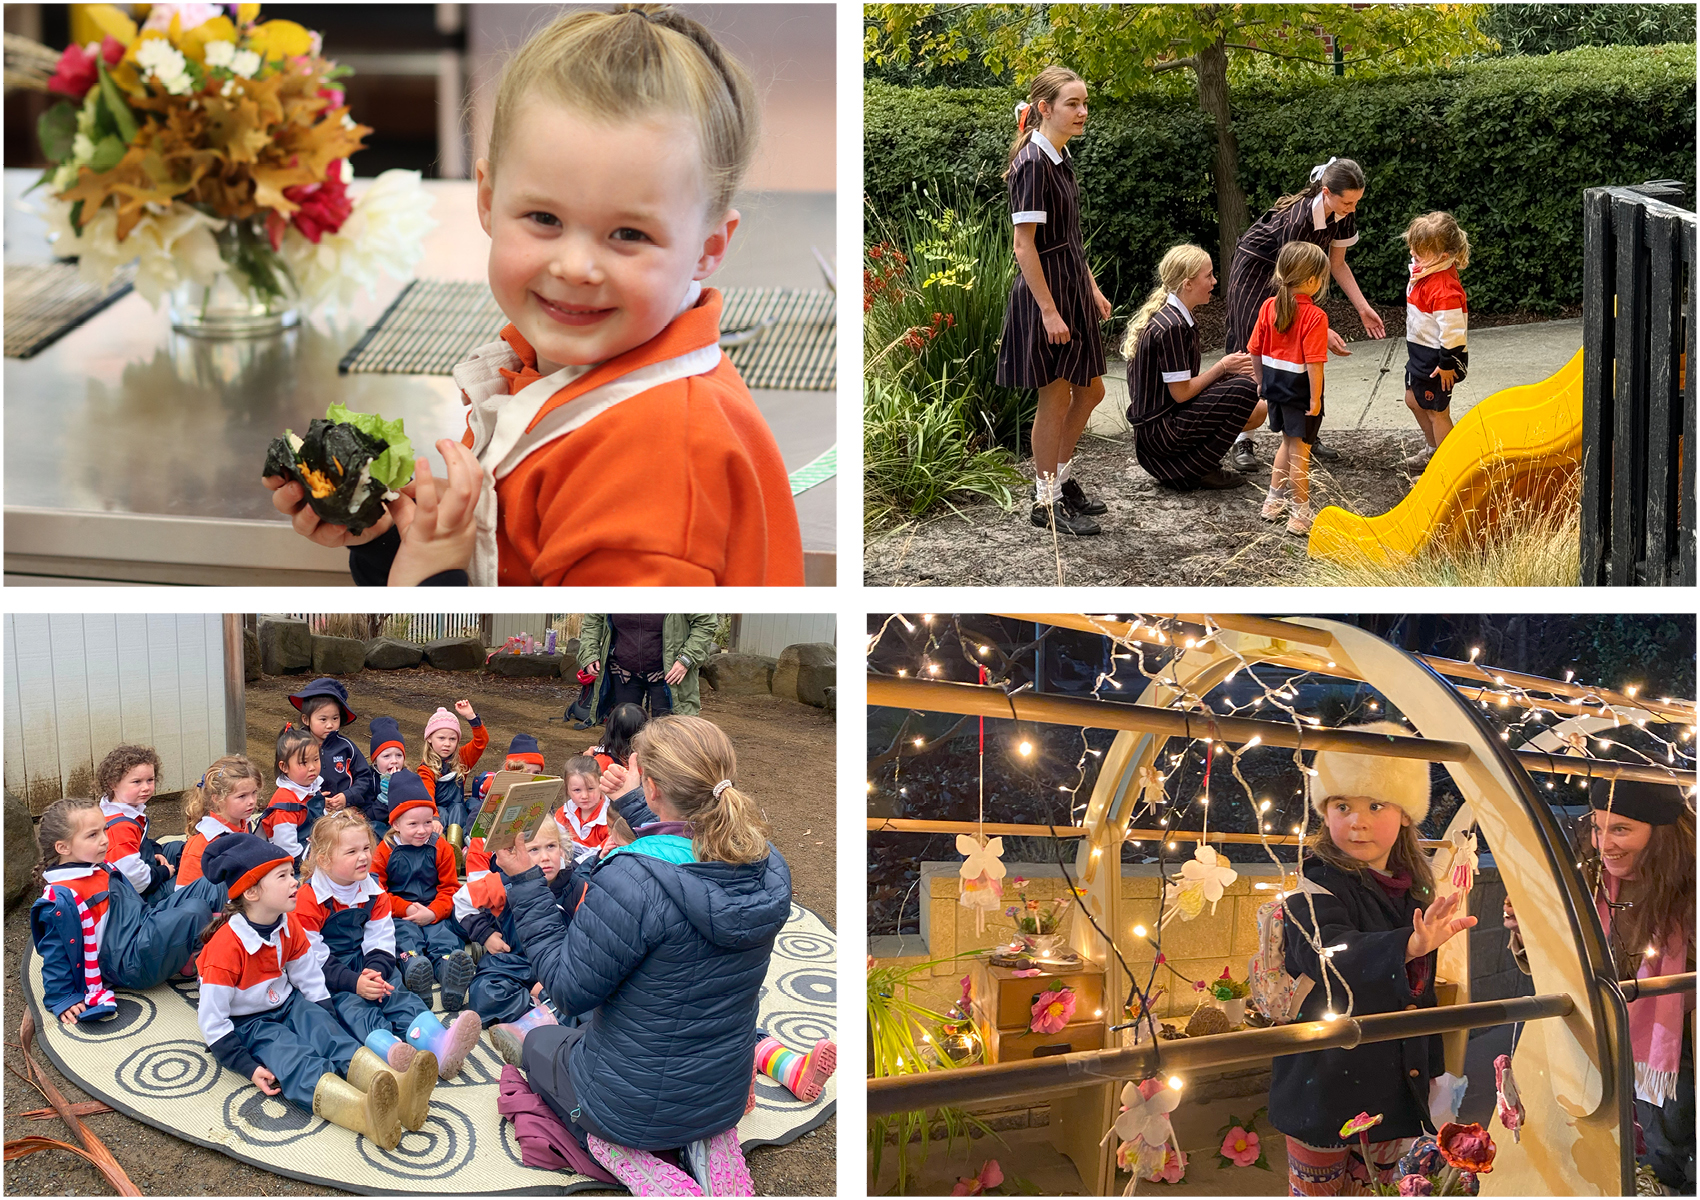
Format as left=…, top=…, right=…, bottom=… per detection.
left=700, top=652, right=777, bottom=695
left=773, top=642, right=835, bottom=708
left=244, top=628, right=261, bottom=682
left=487, top=654, right=561, bottom=678
left=365, top=637, right=425, bottom=670
left=311, top=635, right=366, bottom=676
left=425, top=637, right=486, bottom=672
left=258, top=616, right=313, bottom=675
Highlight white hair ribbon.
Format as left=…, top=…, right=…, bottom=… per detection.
left=713, top=779, right=733, bottom=799
left=1310, top=155, right=1339, bottom=183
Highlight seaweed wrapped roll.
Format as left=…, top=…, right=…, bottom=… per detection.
left=263, top=403, right=415, bottom=535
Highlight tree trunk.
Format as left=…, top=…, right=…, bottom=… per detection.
left=1194, top=34, right=1249, bottom=281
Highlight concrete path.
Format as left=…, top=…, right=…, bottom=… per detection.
left=1094, top=319, right=1583, bottom=437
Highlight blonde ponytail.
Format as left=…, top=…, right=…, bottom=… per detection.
left=1272, top=240, right=1330, bottom=334
left=1121, top=243, right=1212, bottom=358
left=633, top=715, right=771, bottom=864
left=184, top=755, right=262, bottom=826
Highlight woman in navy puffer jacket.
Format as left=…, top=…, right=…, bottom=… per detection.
left=495, top=715, right=791, bottom=1194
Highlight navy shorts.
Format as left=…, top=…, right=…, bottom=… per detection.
left=1406, top=365, right=1453, bottom=412
left=1268, top=398, right=1323, bottom=445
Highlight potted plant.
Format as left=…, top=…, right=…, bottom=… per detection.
left=1002, top=878, right=1076, bottom=959
left=1199, top=968, right=1251, bottom=1026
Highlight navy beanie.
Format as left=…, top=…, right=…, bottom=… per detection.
left=203, top=832, right=294, bottom=897
left=370, top=716, right=405, bottom=760
left=506, top=733, right=544, bottom=767
left=386, top=769, right=437, bottom=824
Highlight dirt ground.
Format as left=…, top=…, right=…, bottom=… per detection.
left=3, top=671, right=836, bottom=1196
left=865, top=428, right=1416, bottom=587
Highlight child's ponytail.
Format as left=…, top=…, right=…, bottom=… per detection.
left=1271, top=240, right=1330, bottom=334
left=1003, top=66, right=1083, bottom=179
left=184, top=755, right=262, bottom=826
left=632, top=715, right=771, bottom=864
left=30, top=797, right=99, bottom=900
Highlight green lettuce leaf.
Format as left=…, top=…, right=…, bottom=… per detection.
left=326, top=402, right=415, bottom=491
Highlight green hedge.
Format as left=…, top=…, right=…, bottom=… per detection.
left=865, top=43, right=1696, bottom=315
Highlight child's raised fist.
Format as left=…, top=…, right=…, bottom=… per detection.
left=455, top=700, right=476, bottom=719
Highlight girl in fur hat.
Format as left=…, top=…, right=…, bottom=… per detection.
left=1269, top=721, right=1476, bottom=1196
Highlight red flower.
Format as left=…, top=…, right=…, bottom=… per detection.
left=867, top=243, right=885, bottom=260
left=1435, top=1122, right=1495, bottom=1173
left=48, top=36, right=125, bottom=101
left=282, top=167, right=354, bottom=244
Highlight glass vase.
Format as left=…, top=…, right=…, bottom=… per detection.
left=168, top=218, right=301, bottom=337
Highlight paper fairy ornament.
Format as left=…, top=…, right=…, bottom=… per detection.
left=1494, top=1053, right=1525, bottom=1142
left=1162, top=843, right=1238, bottom=926
left=957, top=833, right=1006, bottom=933
left=1448, top=828, right=1479, bottom=892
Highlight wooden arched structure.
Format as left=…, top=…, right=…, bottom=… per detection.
left=1064, top=616, right=1641, bottom=1195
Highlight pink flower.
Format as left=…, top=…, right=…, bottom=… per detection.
left=1397, top=1174, right=1434, bottom=1196
left=950, top=1159, right=1003, bottom=1195
left=1435, top=1122, right=1495, bottom=1173
left=1220, top=1126, right=1260, bottom=1167
left=1011, top=877, right=1028, bottom=889
left=48, top=36, right=125, bottom=100
left=1029, top=987, right=1075, bottom=1034
left=1142, top=1143, right=1187, bottom=1184
left=282, top=167, right=354, bottom=244
left=1011, top=968, right=1042, bottom=978
left=1340, top=1111, right=1385, bottom=1139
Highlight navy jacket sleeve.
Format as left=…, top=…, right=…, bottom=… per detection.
left=30, top=888, right=87, bottom=1017
left=362, top=947, right=398, bottom=980
left=320, top=953, right=360, bottom=995
left=349, top=528, right=469, bottom=587
left=209, top=1032, right=264, bottom=1082
left=610, top=785, right=659, bottom=829
left=343, top=744, right=380, bottom=821
left=506, top=861, right=653, bottom=1018
left=460, top=909, right=499, bottom=946
left=1283, top=885, right=1427, bottom=1016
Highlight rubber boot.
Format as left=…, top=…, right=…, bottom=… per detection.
left=350, top=1044, right=438, bottom=1133
left=312, top=1068, right=403, bottom=1150
left=489, top=1003, right=557, bottom=1066
left=407, top=1008, right=482, bottom=1080
left=365, top=1029, right=417, bottom=1073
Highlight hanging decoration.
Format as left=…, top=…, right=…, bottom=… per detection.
left=1493, top=1054, right=1525, bottom=1143
left=1102, top=1078, right=1185, bottom=1194
left=1162, top=843, right=1238, bottom=927
left=958, top=663, right=1006, bottom=934
left=1448, top=828, right=1479, bottom=892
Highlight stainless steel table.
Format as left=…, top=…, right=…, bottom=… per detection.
left=4, top=174, right=836, bottom=585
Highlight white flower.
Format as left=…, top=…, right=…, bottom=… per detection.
left=956, top=833, right=1006, bottom=882
left=278, top=169, right=437, bottom=312
left=71, top=133, right=95, bottom=162
left=37, top=197, right=227, bottom=305
left=220, top=79, right=236, bottom=98
left=135, top=38, right=193, bottom=95
left=1162, top=843, right=1239, bottom=923
left=1105, top=1080, right=1180, bottom=1150
left=230, top=48, right=261, bottom=79
left=202, top=39, right=235, bottom=69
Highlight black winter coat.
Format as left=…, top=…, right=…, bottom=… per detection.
left=504, top=838, right=792, bottom=1149
left=1269, top=858, right=1445, bottom=1146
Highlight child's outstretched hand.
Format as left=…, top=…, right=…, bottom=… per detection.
left=455, top=700, right=476, bottom=720
left=252, top=1066, right=281, bottom=1095
left=355, top=968, right=392, bottom=1001
left=1407, top=890, right=1476, bottom=961
left=263, top=474, right=395, bottom=547
left=387, top=440, right=482, bottom=587
left=60, top=1002, right=86, bottom=1024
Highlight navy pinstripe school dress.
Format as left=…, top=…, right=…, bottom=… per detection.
left=995, top=133, right=1106, bottom=389
left=1224, top=194, right=1358, bottom=353
left=1126, top=294, right=1260, bottom=487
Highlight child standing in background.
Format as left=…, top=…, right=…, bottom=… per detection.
left=418, top=701, right=488, bottom=852
left=374, top=773, right=477, bottom=1014
left=30, top=798, right=222, bottom=1019
left=1401, top=212, right=1471, bottom=470
left=97, top=745, right=175, bottom=901
left=1249, top=241, right=1332, bottom=537
left=177, top=756, right=263, bottom=886
left=261, top=726, right=321, bottom=863
left=590, top=703, right=649, bottom=774
left=289, top=678, right=378, bottom=826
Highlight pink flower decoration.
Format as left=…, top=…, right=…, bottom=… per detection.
left=1011, top=968, right=1042, bottom=978
left=1029, top=987, right=1075, bottom=1034
left=47, top=36, right=125, bottom=101
left=282, top=168, right=354, bottom=244
left=1220, top=1126, right=1260, bottom=1167
left=1142, top=1143, right=1187, bottom=1184
left=950, top=1159, right=1003, bottom=1195
left=1340, top=1111, right=1385, bottom=1139
left=1397, top=1174, right=1434, bottom=1196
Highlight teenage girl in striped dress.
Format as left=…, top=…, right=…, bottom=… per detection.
left=995, top=66, right=1113, bottom=538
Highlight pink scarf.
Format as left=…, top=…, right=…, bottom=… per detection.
left=1597, top=871, right=1694, bottom=1105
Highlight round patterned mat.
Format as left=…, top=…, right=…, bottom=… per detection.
left=21, top=901, right=835, bottom=1194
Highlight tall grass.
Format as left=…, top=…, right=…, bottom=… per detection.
left=865, top=377, right=1025, bottom=529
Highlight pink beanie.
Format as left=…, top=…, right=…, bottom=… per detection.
left=424, top=707, right=461, bottom=741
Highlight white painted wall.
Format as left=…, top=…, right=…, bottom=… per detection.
left=4, top=614, right=226, bottom=807
left=735, top=614, right=836, bottom=658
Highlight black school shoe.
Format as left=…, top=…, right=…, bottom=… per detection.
left=1311, top=440, right=1341, bottom=462
left=1031, top=500, right=1101, bottom=536
left=1230, top=439, right=1260, bottom=473
left=1060, top=478, right=1108, bottom=516
left=1196, top=467, right=1247, bottom=489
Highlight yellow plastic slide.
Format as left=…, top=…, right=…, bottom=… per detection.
left=1308, top=348, right=1584, bottom=567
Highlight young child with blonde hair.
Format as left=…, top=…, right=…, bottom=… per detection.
left=1400, top=212, right=1471, bottom=469
left=1248, top=241, right=1333, bottom=536
left=417, top=700, right=488, bottom=853
left=176, top=755, right=263, bottom=886
left=268, top=4, right=803, bottom=586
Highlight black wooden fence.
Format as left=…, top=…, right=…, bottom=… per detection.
left=1579, top=183, right=1696, bottom=586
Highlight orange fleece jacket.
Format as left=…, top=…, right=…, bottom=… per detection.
left=462, top=289, right=805, bottom=586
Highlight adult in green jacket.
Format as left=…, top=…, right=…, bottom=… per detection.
left=578, top=615, right=717, bottom=719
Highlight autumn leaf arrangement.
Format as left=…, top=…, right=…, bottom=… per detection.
left=20, top=3, right=434, bottom=313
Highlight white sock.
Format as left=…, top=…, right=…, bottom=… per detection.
left=1234, top=433, right=1254, bottom=445
left=1057, top=457, right=1073, bottom=485
left=1034, top=474, right=1056, bottom=505
left=1266, top=484, right=1289, bottom=502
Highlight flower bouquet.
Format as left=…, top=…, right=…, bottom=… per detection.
left=21, top=3, right=434, bottom=334
left=1001, top=877, right=1075, bottom=958
left=1394, top=1122, right=1495, bottom=1196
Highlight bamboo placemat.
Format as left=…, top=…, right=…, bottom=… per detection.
left=339, top=280, right=836, bottom=390
left=4, top=261, right=137, bottom=358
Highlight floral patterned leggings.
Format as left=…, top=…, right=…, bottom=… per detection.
left=1285, top=1136, right=1415, bottom=1196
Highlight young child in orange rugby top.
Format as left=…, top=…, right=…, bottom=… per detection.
left=267, top=6, right=802, bottom=587
left=176, top=756, right=263, bottom=886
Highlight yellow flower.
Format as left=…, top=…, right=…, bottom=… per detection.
left=237, top=4, right=263, bottom=25
left=178, top=15, right=239, bottom=64
left=70, top=5, right=138, bottom=51
left=247, top=19, right=313, bottom=61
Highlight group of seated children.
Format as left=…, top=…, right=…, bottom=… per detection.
left=1245, top=212, right=1469, bottom=535
left=30, top=678, right=835, bottom=1168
